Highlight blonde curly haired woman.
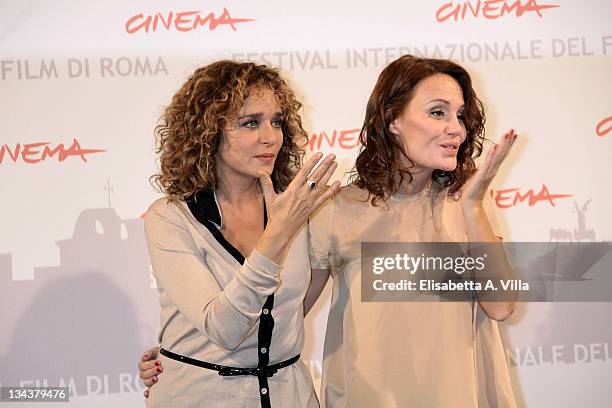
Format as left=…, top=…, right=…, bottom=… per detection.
left=143, top=60, right=339, bottom=408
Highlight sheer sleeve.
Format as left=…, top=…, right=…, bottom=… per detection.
left=308, top=198, right=333, bottom=271
left=484, top=190, right=504, bottom=240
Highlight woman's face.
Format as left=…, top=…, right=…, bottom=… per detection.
left=216, top=87, right=284, bottom=182
left=390, top=73, right=467, bottom=173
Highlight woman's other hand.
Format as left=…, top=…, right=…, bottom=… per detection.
left=138, top=346, right=162, bottom=398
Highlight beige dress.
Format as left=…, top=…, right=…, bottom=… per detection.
left=309, top=183, right=517, bottom=408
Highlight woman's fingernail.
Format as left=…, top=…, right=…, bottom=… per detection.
left=316, top=152, right=323, bottom=159
left=157, top=367, right=162, bottom=373
left=153, top=377, right=158, bottom=383
left=155, top=361, right=160, bottom=367
left=329, top=153, right=336, bottom=160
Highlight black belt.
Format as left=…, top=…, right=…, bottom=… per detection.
left=159, top=348, right=300, bottom=378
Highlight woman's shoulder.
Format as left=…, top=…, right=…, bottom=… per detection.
left=144, top=197, right=190, bottom=226
left=309, top=184, right=365, bottom=226
left=147, top=196, right=179, bottom=215
left=335, top=183, right=371, bottom=205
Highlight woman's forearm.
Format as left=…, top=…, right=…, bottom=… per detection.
left=303, top=268, right=330, bottom=316
left=463, top=204, right=516, bottom=321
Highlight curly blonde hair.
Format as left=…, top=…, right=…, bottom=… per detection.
left=152, top=60, right=307, bottom=200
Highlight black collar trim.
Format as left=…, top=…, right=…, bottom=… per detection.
left=186, top=189, right=267, bottom=265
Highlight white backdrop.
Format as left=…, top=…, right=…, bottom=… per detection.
left=1, top=0, right=611, bottom=406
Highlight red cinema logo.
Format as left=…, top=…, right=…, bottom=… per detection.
left=125, top=8, right=254, bottom=34
left=436, top=0, right=560, bottom=22
left=307, top=128, right=361, bottom=151
left=494, top=184, right=572, bottom=209
left=596, top=116, right=611, bottom=138
left=0, top=139, right=105, bottom=165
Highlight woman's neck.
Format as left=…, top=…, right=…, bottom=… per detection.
left=215, top=174, right=261, bottom=206
left=397, top=168, right=433, bottom=195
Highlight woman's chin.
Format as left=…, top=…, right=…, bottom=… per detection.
left=436, top=160, right=458, bottom=172
left=248, top=163, right=276, bottom=177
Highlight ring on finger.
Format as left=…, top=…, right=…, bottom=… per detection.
left=306, top=180, right=316, bottom=190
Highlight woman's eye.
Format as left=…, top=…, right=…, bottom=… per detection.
left=243, top=120, right=258, bottom=128
left=457, top=114, right=465, bottom=122
left=431, top=110, right=445, bottom=118
left=271, top=119, right=283, bottom=128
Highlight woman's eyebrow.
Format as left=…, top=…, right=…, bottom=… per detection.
left=427, top=98, right=450, bottom=104
left=427, top=98, right=465, bottom=109
left=237, top=111, right=283, bottom=120
left=237, top=112, right=262, bottom=120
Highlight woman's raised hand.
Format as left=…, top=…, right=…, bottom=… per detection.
left=256, top=152, right=340, bottom=263
left=459, top=129, right=517, bottom=208
left=259, top=152, right=340, bottom=232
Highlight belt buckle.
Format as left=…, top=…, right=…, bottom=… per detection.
left=218, top=366, right=279, bottom=377
left=218, top=367, right=243, bottom=376
left=261, top=367, right=277, bottom=377
left=218, top=367, right=231, bottom=376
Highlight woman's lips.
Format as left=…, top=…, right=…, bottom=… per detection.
left=255, top=153, right=275, bottom=162
left=440, top=144, right=459, bottom=155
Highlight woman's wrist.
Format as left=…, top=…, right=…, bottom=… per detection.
left=255, top=224, right=294, bottom=264
left=264, top=219, right=294, bottom=239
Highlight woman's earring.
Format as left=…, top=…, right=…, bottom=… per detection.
left=433, top=169, right=452, bottom=187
